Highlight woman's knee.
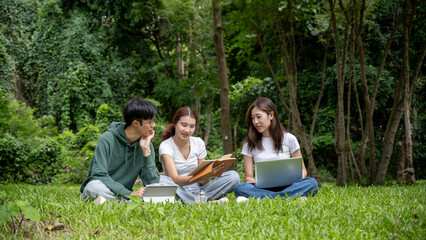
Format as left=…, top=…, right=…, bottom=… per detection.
left=226, top=170, right=241, bottom=186
left=306, top=177, right=319, bottom=189
left=159, top=175, right=177, bottom=185
left=304, top=177, right=319, bottom=195
left=234, top=182, right=251, bottom=196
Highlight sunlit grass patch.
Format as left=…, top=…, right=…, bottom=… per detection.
left=0, top=181, right=424, bottom=239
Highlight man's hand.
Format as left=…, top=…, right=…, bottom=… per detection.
left=130, top=187, right=145, bottom=198
left=139, top=130, right=155, bottom=157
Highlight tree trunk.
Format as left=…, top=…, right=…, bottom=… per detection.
left=212, top=0, right=234, bottom=169
left=338, top=0, right=376, bottom=183
left=176, top=33, right=184, bottom=79
left=203, top=93, right=215, bottom=146
left=356, top=34, right=377, bottom=184
left=376, top=73, right=405, bottom=185
left=329, top=0, right=347, bottom=185
left=376, top=0, right=425, bottom=185
left=274, top=0, right=320, bottom=183
left=397, top=129, right=406, bottom=182
left=346, top=32, right=362, bottom=180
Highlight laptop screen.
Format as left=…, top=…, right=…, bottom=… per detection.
left=255, top=157, right=303, bottom=188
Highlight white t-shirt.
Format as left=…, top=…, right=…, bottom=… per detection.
left=159, top=136, right=207, bottom=176
left=241, top=132, right=300, bottom=162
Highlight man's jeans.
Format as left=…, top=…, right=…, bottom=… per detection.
left=81, top=175, right=174, bottom=202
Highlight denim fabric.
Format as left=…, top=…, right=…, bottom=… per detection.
left=234, top=177, right=318, bottom=199
left=161, top=170, right=240, bottom=204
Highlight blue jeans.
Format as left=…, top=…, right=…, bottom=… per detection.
left=234, top=177, right=318, bottom=199
left=161, top=170, right=240, bottom=204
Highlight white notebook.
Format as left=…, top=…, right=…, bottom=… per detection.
left=142, top=183, right=178, bottom=203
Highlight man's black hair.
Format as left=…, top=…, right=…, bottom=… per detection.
left=123, top=97, right=157, bottom=128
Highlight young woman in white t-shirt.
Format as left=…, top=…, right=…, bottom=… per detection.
left=234, top=98, right=318, bottom=202
left=159, top=107, right=239, bottom=203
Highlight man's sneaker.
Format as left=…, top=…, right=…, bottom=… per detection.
left=94, top=196, right=106, bottom=205
left=236, top=196, right=249, bottom=203
left=213, top=197, right=230, bottom=203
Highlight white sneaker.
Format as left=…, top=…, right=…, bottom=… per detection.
left=298, top=196, right=307, bottom=202
left=213, top=197, right=230, bottom=203
left=93, top=196, right=107, bottom=205
left=236, top=196, right=249, bottom=203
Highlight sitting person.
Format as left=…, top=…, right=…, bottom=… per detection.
left=234, top=97, right=318, bottom=202
left=159, top=107, right=240, bottom=203
left=80, top=98, right=172, bottom=203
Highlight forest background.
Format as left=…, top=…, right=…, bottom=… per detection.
left=0, top=0, right=425, bottom=187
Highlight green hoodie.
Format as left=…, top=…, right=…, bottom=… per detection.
left=80, top=122, right=160, bottom=197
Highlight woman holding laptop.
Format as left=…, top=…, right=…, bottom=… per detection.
left=159, top=107, right=240, bottom=204
left=234, top=97, right=318, bottom=202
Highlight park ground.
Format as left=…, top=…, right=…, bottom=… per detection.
left=0, top=180, right=425, bottom=239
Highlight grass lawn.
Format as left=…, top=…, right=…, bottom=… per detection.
left=0, top=181, right=424, bottom=239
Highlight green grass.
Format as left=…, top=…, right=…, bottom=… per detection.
left=0, top=181, right=425, bottom=239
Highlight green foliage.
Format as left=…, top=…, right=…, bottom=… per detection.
left=317, top=165, right=336, bottom=182
left=53, top=123, right=102, bottom=184
left=0, top=135, right=30, bottom=182
left=0, top=135, right=62, bottom=184
left=0, top=88, right=62, bottom=184
left=311, top=134, right=338, bottom=177
left=26, top=138, right=62, bottom=184
left=0, top=200, right=40, bottom=223
left=95, top=103, right=122, bottom=132
left=0, top=87, right=56, bottom=138
left=125, top=195, right=165, bottom=216
left=0, top=199, right=40, bottom=236
left=0, top=0, right=425, bottom=185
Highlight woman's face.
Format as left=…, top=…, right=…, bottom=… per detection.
left=251, top=107, right=273, bottom=137
left=174, top=115, right=197, bottom=141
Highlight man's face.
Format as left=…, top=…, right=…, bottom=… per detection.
left=138, top=116, right=156, bottom=137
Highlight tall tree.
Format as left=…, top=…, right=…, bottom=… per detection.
left=376, top=0, right=425, bottom=185
left=212, top=0, right=233, bottom=160
left=230, top=0, right=321, bottom=182
left=329, top=0, right=349, bottom=185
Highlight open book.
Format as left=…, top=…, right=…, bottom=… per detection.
left=188, top=154, right=236, bottom=183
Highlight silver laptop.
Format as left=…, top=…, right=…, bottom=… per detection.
left=142, top=184, right=178, bottom=203
left=255, top=157, right=303, bottom=188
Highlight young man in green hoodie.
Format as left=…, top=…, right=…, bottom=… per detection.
left=80, top=98, right=167, bottom=203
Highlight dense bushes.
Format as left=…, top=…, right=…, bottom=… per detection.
left=0, top=135, right=62, bottom=184
left=0, top=88, right=61, bottom=184
left=0, top=88, right=104, bottom=184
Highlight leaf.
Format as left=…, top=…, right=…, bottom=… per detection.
left=21, top=206, right=40, bottom=222
left=126, top=195, right=142, bottom=203
left=0, top=205, right=11, bottom=223
left=44, top=220, right=65, bottom=231
left=8, top=202, right=20, bottom=217
left=126, top=202, right=139, bottom=211
left=15, top=200, right=28, bottom=208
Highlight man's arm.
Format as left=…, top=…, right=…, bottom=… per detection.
left=89, top=139, right=133, bottom=197
left=139, top=143, right=160, bottom=186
